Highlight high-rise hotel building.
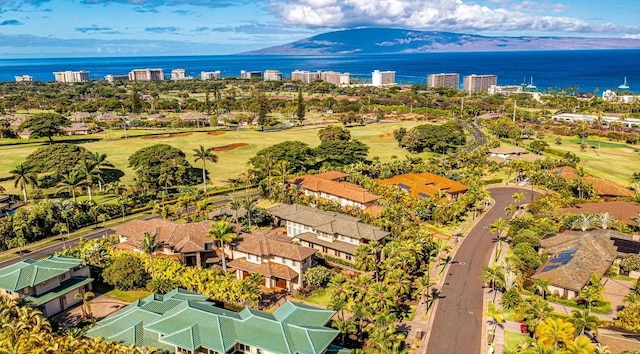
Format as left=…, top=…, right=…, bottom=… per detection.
left=463, top=74, right=497, bottom=93
left=53, top=71, right=89, bottom=83
left=372, top=70, right=396, bottom=87
left=427, top=73, right=459, bottom=89
left=200, top=71, right=221, bottom=80
left=128, top=69, right=165, bottom=81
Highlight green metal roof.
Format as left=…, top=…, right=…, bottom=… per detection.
left=24, top=277, right=93, bottom=307
left=87, top=288, right=339, bottom=354
left=0, top=255, right=83, bottom=292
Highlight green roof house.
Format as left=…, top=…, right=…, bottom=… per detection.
left=0, top=255, right=93, bottom=317
left=86, top=288, right=340, bottom=354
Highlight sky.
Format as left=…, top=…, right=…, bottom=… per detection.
left=0, top=0, right=639, bottom=58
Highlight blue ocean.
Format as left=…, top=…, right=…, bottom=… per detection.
left=0, top=50, right=638, bottom=93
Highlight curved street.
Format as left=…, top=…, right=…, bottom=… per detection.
left=425, top=186, right=540, bottom=354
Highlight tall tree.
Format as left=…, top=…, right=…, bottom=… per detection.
left=89, top=152, right=114, bottom=192
left=207, top=220, right=237, bottom=272
left=77, top=159, right=101, bottom=201
left=296, top=88, right=306, bottom=126
left=10, top=164, right=37, bottom=203
left=138, top=232, right=165, bottom=279
left=192, top=145, right=219, bottom=193
left=18, top=113, right=70, bottom=144
left=55, top=171, right=85, bottom=202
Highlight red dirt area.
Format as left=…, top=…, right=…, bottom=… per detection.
left=141, top=132, right=192, bottom=139
left=211, top=143, right=249, bottom=152
left=379, top=133, right=394, bottom=139
left=207, top=131, right=226, bottom=136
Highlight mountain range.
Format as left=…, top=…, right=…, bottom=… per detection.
left=244, top=28, right=640, bottom=55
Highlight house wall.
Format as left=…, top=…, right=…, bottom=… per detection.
left=301, top=240, right=354, bottom=262
left=548, top=285, right=579, bottom=299
left=0, top=288, right=20, bottom=299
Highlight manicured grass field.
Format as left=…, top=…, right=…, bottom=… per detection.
left=0, top=122, right=421, bottom=194
left=504, top=331, right=530, bottom=352
left=544, top=136, right=640, bottom=185
left=105, top=289, right=152, bottom=302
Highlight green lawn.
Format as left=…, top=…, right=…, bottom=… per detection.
left=504, top=331, right=530, bottom=352
left=543, top=136, right=640, bottom=186
left=105, top=289, right=152, bottom=302
left=0, top=122, right=422, bottom=194
left=302, top=288, right=332, bottom=307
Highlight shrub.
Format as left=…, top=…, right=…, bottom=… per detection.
left=102, top=253, right=149, bottom=290
left=621, top=254, right=640, bottom=272
left=303, top=266, right=333, bottom=288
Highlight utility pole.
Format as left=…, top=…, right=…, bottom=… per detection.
left=513, top=101, right=517, bottom=122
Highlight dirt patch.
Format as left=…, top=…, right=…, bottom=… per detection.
left=211, top=143, right=249, bottom=152
left=207, top=131, right=226, bottom=136
left=141, top=132, right=192, bottom=139
left=379, top=133, right=394, bottom=139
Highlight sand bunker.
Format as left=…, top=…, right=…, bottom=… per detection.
left=207, top=131, right=226, bottom=136
left=379, top=133, right=394, bottom=139
left=211, top=143, right=249, bottom=152
left=141, top=132, right=193, bottom=139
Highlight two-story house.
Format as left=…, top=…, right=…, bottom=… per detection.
left=268, top=204, right=389, bottom=263
left=86, top=288, right=340, bottom=354
left=0, top=255, right=93, bottom=317
left=110, top=219, right=219, bottom=268
left=227, top=232, right=317, bottom=291
left=288, top=171, right=382, bottom=212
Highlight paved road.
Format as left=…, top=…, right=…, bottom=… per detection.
left=0, top=228, right=115, bottom=269
left=425, top=186, right=540, bottom=354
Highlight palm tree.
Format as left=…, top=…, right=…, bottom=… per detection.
left=152, top=203, right=174, bottom=220
left=505, top=204, right=518, bottom=219
left=207, top=220, right=237, bottom=272
left=535, top=317, right=576, bottom=352
left=55, top=171, right=85, bottom=202
left=596, top=212, right=613, bottom=230
left=195, top=199, right=213, bottom=220
left=89, top=152, right=114, bottom=192
left=228, top=198, right=243, bottom=225
left=571, top=213, right=594, bottom=232
left=138, top=232, right=165, bottom=279
left=77, top=159, right=101, bottom=201
left=513, top=192, right=525, bottom=204
left=565, top=335, right=596, bottom=354
left=533, top=278, right=551, bottom=299
left=569, top=309, right=599, bottom=336
left=73, top=291, right=95, bottom=319
left=479, top=264, right=505, bottom=300
left=355, top=241, right=381, bottom=282
left=10, top=164, right=37, bottom=203
left=242, top=197, right=258, bottom=229
left=484, top=301, right=505, bottom=336
left=489, top=217, right=508, bottom=246
left=193, top=145, right=218, bottom=193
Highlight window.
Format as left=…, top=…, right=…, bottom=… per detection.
left=59, top=274, right=66, bottom=281
left=345, top=255, right=352, bottom=261
left=239, top=344, right=251, bottom=351
left=208, top=350, right=220, bottom=354
left=292, top=261, right=297, bottom=267
left=257, top=350, right=263, bottom=354
left=205, top=243, right=214, bottom=250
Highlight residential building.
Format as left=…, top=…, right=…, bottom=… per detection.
left=427, top=73, right=459, bottom=89
left=602, top=90, right=640, bottom=104
left=371, top=70, right=395, bottom=87
left=379, top=172, right=469, bottom=201
left=104, top=74, right=129, bottom=83
left=0, top=255, right=93, bottom=317
left=53, top=70, right=89, bottom=83
left=86, top=288, right=339, bottom=354
left=240, top=70, right=262, bottom=79
left=551, top=166, right=635, bottom=199
left=552, top=113, right=640, bottom=129
left=200, top=70, right=221, bottom=80
left=463, top=74, right=497, bottom=93
left=14, top=75, right=33, bottom=82
left=488, top=85, right=523, bottom=95
left=171, top=69, right=187, bottom=80
left=227, top=231, right=317, bottom=291
left=291, top=70, right=320, bottom=84
left=128, top=68, right=164, bottom=81
left=561, top=201, right=640, bottom=228
left=488, top=146, right=541, bottom=163
left=268, top=203, right=389, bottom=262
left=0, top=194, right=21, bottom=218
left=264, top=70, right=283, bottom=81
left=62, top=122, right=92, bottom=135
left=288, top=171, right=382, bottom=211
left=68, top=112, right=93, bottom=122
left=321, top=71, right=350, bottom=86
left=109, top=219, right=218, bottom=268
left=532, top=232, right=617, bottom=299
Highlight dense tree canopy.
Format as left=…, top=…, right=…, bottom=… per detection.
left=249, top=141, right=316, bottom=177
left=18, top=112, right=70, bottom=144
left=399, top=122, right=466, bottom=153
left=317, top=125, right=351, bottom=142
left=25, top=143, right=93, bottom=176
left=129, top=144, right=197, bottom=191
left=315, top=139, right=369, bottom=167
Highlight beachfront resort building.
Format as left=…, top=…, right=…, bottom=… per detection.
left=268, top=203, right=389, bottom=262
left=171, top=69, right=187, bottom=80
left=552, top=113, right=640, bottom=129
left=240, top=70, right=262, bottom=79
left=53, top=70, right=89, bottom=83
left=321, top=71, right=351, bottom=86
left=602, top=90, right=640, bottom=104
left=427, top=73, right=459, bottom=89
left=0, top=255, right=93, bottom=317
left=291, top=70, right=320, bottom=84
left=488, top=85, right=523, bottom=95
left=129, top=68, right=164, bottom=81
left=104, top=74, right=128, bottom=83
left=200, top=70, right=221, bottom=80
left=463, top=74, right=497, bottom=93
left=14, top=75, right=33, bottom=82
left=372, top=70, right=396, bottom=87
left=86, top=288, right=340, bottom=354
left=264, top=70, right=283, bottom=81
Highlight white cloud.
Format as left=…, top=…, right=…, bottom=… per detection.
left=268, top=0, right=640, bottom=35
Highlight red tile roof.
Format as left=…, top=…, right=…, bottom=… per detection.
left=379, top=172, right=468, bottom=198
left=288, top=173, right=381, bottom=204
